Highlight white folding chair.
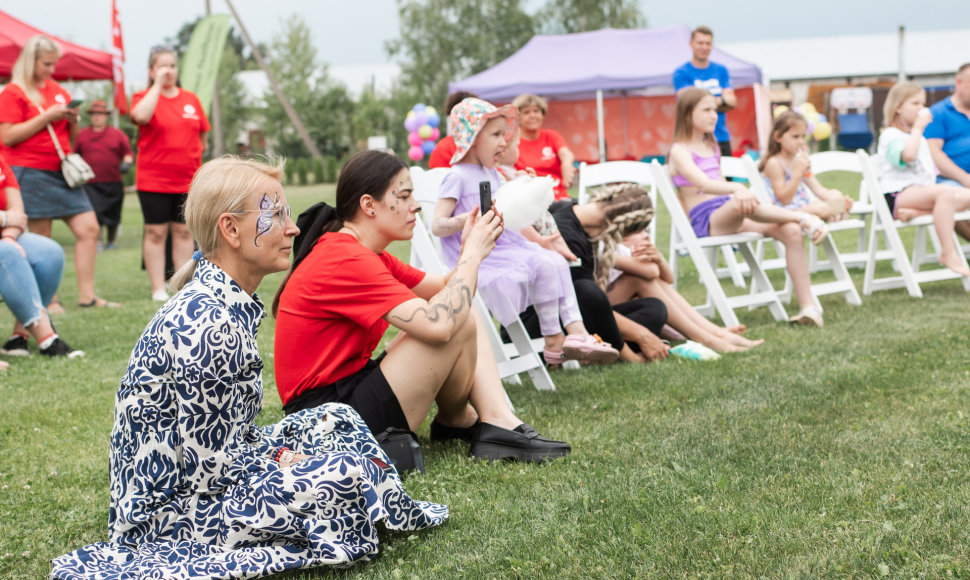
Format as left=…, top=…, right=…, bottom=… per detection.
left=739, top=155, right=862, bottom=306
left=576, top=160, right=657, bottom=242
left=857, top=151, right=970, bottom=297
left=408, top=166, right=557, bottom=391
left=807, top=151, right=875, bottom=271
left=649, top=160, right=789, bottom=327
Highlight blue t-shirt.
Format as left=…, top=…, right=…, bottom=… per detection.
left=925, top=96, right=970, bottom=180
left=673, top=61, right=733, bottom=143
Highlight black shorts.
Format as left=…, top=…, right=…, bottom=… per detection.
left=138, top=191, right=188, bottom=224
left=884, top=191, right=901, bottom=218
left=718, top=141, right=733, bottom=157
left=83, top=182, right=125, bottom=226
left=282, top=352, right=409, bottom=435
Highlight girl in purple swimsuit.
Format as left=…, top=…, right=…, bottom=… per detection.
left=667, top=88, right=828, bottom=327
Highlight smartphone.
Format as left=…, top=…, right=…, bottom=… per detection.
left=478, top=181, right=492, bottom=215
left=66, top=99, right=84, bottom=109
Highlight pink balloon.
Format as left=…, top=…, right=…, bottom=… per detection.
left=407, top=131, right=423, bottom=147
left=430, top=127, right=440, bottom=141
left=408, top=145, right=424, bottom=161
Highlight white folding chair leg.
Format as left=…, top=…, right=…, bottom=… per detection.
left=503, top=319, right=556, bottom=391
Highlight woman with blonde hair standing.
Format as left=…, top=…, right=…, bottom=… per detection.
left=131, top=45, right=210, bottom=302
left=0, top=34, right=116, bottom=309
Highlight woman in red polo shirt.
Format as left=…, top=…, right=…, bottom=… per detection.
left=0, top=35, right=116, bottom=309
left=512, top=93, right=576, bottom=200
left=130, top=46, right=210, bottom=302
left=272, top=150, right=570, bottom=465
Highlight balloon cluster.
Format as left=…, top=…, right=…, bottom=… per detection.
left=404, top=104, right=441, bottom=161
left=774, top=103, right=833, bottom=141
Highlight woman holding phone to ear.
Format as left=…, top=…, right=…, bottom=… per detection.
left=0, top=35, right=115, bottom=309
left=131, top=45, right=210, bottom=302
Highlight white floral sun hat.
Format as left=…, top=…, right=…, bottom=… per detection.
left=449, top=97, right=519, bottom=165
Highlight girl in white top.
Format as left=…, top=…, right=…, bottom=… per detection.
left=875, top=81, right=970, bottom=276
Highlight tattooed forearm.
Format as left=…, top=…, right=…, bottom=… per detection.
left=392, top=272, right=474, bottom=325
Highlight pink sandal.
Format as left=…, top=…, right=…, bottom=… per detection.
left=562, top=334, right=619, bottom=365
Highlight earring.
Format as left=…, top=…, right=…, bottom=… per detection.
left=370, top=211, right=375, bottom=216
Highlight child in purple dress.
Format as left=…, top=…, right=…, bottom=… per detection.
left=432, top=98, right=618, bottom=365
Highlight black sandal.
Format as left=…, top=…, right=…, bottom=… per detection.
left=78, top=297, right=121, bottom=308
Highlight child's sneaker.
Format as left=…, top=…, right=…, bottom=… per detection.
left=0, top=335, right=29, bottom=356
left=39, top=337, right=85, bottom=358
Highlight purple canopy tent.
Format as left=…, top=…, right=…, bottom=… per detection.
left=450, top=26, right=766, bottom=161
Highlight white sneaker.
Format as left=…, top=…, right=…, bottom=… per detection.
left=152, top=288, right=170, bottom=302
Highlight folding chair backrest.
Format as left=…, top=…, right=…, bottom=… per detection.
left=577, top=160, right=655, bottom=203
left=577, top=160, right=658, bottom=241
left=809, top=150, right=871, bottom=207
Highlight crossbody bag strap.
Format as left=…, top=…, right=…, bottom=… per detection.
left=34, top=103, right=68, bottom=162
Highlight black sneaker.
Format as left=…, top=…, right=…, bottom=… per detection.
left=0, top=335, right=29, bottom=356
left=39, top=337, right=85, bottom=359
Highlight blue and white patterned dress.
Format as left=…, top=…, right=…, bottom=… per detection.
left=50, top=258, right=448, bottom=580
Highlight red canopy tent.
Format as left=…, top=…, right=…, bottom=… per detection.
left=0, top=10, right=113, bottom=81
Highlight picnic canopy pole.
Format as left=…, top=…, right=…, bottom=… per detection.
left=897, top=25, right=905, bottom=82
left=596, top=89, right=605, bottom=162
left=223, top=0, right=322, bottom=159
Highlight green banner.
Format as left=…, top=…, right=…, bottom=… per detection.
left=180, top=14, right=231, bottom=116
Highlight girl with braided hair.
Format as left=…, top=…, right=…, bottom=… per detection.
left=517, top=185, right=672, bottom=362
left=586, top=184, right=765, bottom=353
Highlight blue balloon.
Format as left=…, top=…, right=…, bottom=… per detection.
left=422, top=140, right=436, bottom=155
left=427, top=113, right=440, bottom=128
left=818, top=113, right=828, bottom=124
left=413, top=103, right=426, bottom=113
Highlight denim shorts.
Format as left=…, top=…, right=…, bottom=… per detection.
left=11, top=166, right=93, bottom=218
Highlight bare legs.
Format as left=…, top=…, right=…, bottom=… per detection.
left=607, top=274, right=763, bottom=352
left=709, top=200, right=818, bottom=311
left=144, top=222, right=195, bottom=294
left=894, top=185, right=970, bottom=276
left=29, top=212, right=104, bottom=305
left=380, top=309, right=520, bottom=433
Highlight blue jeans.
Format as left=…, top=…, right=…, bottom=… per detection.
left=0, top=233, right=64, bottom=327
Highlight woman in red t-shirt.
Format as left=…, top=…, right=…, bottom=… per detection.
left=0, top=35, right=116, bottom=309
left=130, top=46, right=210, bottom=302
left=512, top=93, right=576, bottom=200
left=273, top=150, right=570, bottom=465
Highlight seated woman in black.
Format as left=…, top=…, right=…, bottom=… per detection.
left=520, top=186, right=671, bottom=362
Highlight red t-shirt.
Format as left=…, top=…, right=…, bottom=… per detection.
left=0, top=155, right=18, bottom=210
left=514, top=129, right=570, bottom=199
left=74, top=126, right=132, bottom=183
left=274, top=232, right=426, bottom=405
left=429, top=135, right=457, bottom=168
left=0, top=81, right=73, bottom=172
left=132, top=88, right=210, bottom=193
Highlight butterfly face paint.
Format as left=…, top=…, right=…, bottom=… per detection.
left=237, top=192, right=290, bottom=248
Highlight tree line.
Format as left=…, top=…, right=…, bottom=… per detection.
left=108, top=0, right=645, bottom=183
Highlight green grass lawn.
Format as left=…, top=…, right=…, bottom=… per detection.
left=2, top=175, right=970, bottom=579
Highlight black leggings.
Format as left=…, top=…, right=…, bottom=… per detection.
left=515, top=278, right=667, bottom=352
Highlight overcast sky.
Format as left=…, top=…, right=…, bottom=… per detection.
left=4, top=0, right=969, bottom=93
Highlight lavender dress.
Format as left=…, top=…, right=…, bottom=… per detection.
left=438, top=164, right=581, bottom=335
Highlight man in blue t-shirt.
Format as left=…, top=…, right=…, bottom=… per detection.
left=926, top=63, right=970, bottom=189
left=673, top=26, right=735, bottom=156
